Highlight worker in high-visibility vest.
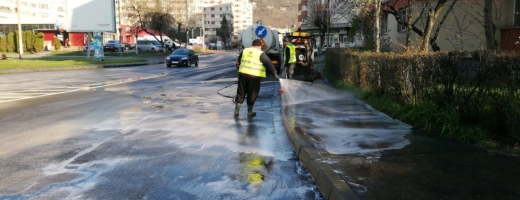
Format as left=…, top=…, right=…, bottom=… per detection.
left=283, top=37, right=297, bottom=79
left=234, top=39, right=279, bottom=117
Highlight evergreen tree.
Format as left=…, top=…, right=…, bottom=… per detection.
left=0, top=36, right=6, bottom=52
left=7, top=33, right=14, bottom=52
left=217, top=15, right=231, bottom=45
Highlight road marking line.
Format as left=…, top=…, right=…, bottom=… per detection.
left=0, top=74, right=168, bottom=104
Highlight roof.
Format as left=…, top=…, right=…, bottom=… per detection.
left=383, top=0, right=420, bottom=11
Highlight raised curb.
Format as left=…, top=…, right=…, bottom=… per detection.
left=280, top=94, right=360, bottom=200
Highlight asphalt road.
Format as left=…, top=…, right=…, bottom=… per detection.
left=0, top=52, right=322, bottom=199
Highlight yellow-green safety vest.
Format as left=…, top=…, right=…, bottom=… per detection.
left=285, top=43, right=296, bottom=64
left=239, top=47, right=266, bottom=77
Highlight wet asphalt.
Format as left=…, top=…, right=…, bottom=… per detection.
left=279, top=55, right=520, bottom=200
left=2, top=51, right=519, bottom=199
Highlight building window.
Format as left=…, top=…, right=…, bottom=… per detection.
left=211, top=7, right=214, bottom=11
left=515, top=0, right=520, bottom=27
left=397, top=10, right=407, bottom=32
left=302, top=4, right=307, bottom=11
left=381, top=14, right=388, bottom=35
left=211, top=14, right=214, bottom=18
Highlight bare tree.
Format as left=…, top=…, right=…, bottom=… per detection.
left=374, top=0, right=381, bottom=52
left=170, top=0, right=188, bottom=34
left=456, top=0, right=503, bottom=51
left=384, top=0, right=459, bottom=52
left=144, top=11, right=175, bottom=53
left=125, top=0, right=176, bottom=53
left=305, top=0, right=358, bottom=50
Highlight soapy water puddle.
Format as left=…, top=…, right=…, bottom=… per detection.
left=279, top=79, right=353, bottom=105
left=279, top=79, right=412, bottom=158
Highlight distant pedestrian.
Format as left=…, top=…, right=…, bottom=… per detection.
left=64, top=38, right=69, bottom=48
left=234, top=39, right=279, bottom=117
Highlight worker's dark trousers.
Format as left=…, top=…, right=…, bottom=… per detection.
left=286, top=62, right=295, bottom=79
left=236, top=73, right=261, bottom=106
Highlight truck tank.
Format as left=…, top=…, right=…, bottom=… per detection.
left=238, top=22, right=282, bottom=75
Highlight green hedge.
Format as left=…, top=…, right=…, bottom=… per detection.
left=325, top=49, right=520, bottom=147
left=0, top=31, right=44, bottom=53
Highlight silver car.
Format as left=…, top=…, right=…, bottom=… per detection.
left=136, top=40, right=164, bottom=52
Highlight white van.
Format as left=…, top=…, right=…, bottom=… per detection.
left=136, top=40, right=164, bottom=52
left=163, top=39, right=180, bottom=51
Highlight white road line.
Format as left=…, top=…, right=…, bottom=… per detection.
left=0, top=74, right=167, bottom=104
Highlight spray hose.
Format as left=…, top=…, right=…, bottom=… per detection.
left=217, top=80, right=281, bottom=99
left=217, top=81, right=238, bottom=98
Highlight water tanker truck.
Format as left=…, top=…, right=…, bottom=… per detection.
left=237, top=21, right=282, bottom=75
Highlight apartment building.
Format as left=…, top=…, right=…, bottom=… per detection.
left=0, top=0, right=67, bottom=36
left=187, top=0, right=252, bottom=44
left=1, top=0, right=254, bottom=47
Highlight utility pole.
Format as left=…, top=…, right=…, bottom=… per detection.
left=17, top=0, right=23, bottom=59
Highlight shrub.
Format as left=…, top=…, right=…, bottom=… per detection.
left=24, top=31, right=34, bottom=52
left=34, top=32, right=44, bottom=52
left=54, top=37, right=61, bottom=50
left=7, top=33, right=14, bottom=52
left=0, top=36, right=6, bottom=52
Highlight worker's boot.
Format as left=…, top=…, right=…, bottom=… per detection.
left=247, top=105, right=256, bottom=117
left=234, top=103, right=241, bottom=116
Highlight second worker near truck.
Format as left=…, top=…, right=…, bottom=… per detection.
left=283, top=37, right=297, bottom=79
left=234, top=39, right=279, bottom=117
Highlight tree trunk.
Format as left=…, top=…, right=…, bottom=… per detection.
left=375, top=0, right=381, bottom=52
left=406, top=4, right=412, bottom=47
left=484, top=0, right=497, bottom=51
left=177, top=23, right=182, bottom=34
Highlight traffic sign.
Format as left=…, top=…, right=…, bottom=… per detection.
left=259, top=38, right=267, bottom=49
left=255, top=25, right=267, bottom=38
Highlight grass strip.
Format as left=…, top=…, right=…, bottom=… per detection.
left=0, top=58, right=148, bottom=69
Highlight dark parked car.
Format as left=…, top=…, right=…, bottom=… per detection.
left=103, top=43, right=124, bottom=52
left=123, top=42, right=135, bottom=50
left=165, top=48, right=199, bottom=67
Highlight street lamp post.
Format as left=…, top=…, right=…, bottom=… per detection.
left=17, top=0, right=23, bottom=59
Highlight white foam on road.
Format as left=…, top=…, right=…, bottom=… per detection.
left=279, top=79, right=354, bottom=105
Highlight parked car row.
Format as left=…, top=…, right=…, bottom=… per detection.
left=82, top=39, right=178, bottom=53
left=103, top=40, right=124, bottom=52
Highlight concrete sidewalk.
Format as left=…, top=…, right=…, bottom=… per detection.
left=279, top=55, right=520, bottom=200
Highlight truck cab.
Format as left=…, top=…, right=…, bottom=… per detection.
left=282, top=32, right=316, bottom=82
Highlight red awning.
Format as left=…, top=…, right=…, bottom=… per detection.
left=136, top=28, right=168, bottom=37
